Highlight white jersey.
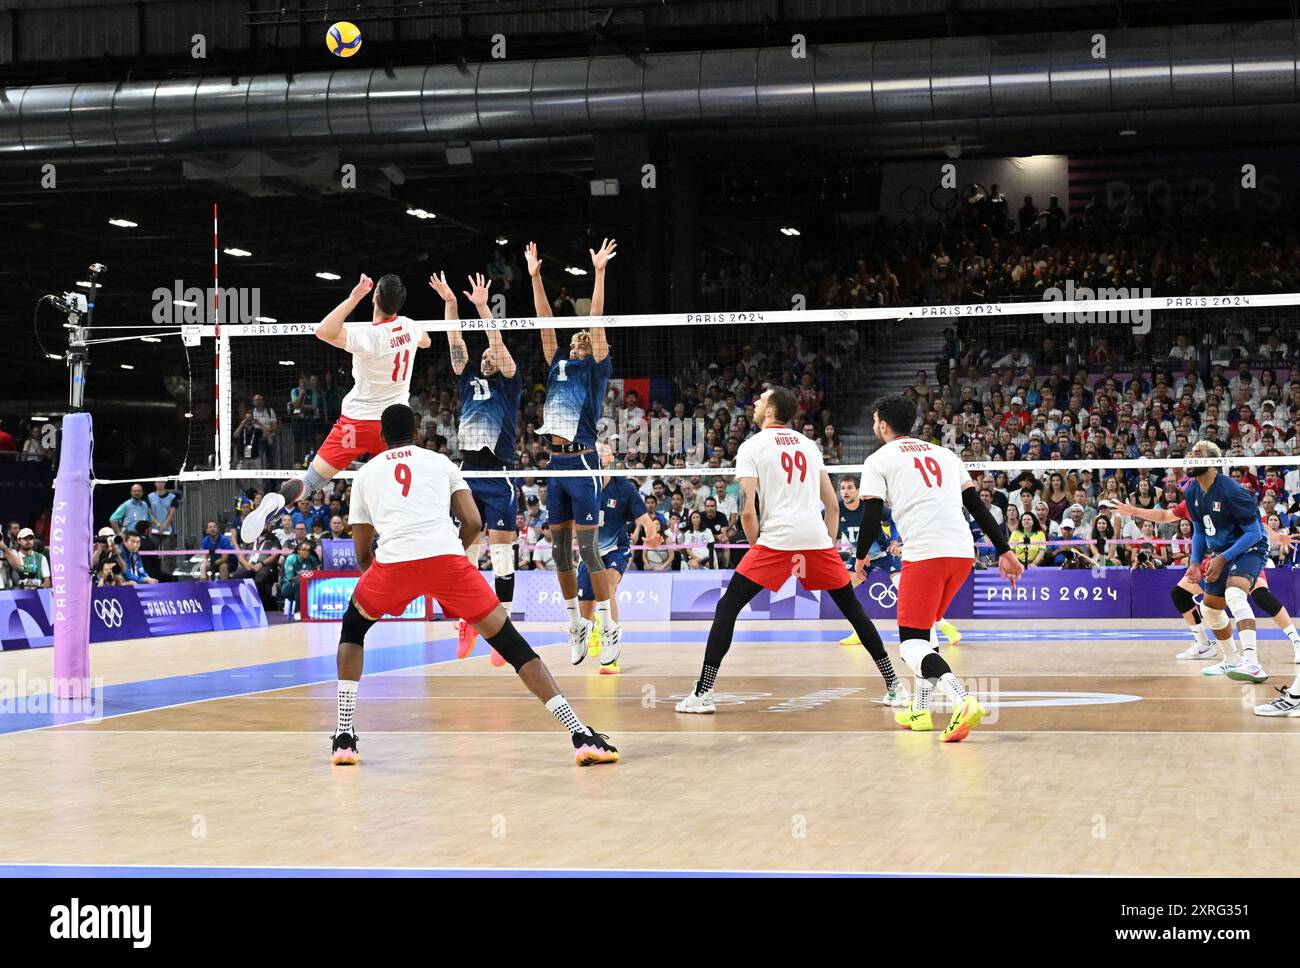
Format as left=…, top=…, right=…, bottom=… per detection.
left=860, top=437, right=974, bottom=562
left=349, top=445, right=468, bottom=564
left=734, top=425, right=832, bottom=551
left=340, top=316, right=423, bottom=420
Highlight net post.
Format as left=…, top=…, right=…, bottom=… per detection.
left=51, top=412, right=94, bottom=700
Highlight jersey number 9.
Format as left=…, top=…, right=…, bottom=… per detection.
left=780, top=450, right=808, bottom=484
left=395, top=463, right=412, bottom=497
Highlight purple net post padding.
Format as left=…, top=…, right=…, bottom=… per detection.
left=51, top=413, right=94, bottom=699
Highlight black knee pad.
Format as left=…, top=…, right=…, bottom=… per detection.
left=340, top=600, right=377, bottom=646
left=1251, top=586, right=1284, bottom=618
left=897, top=625, right=931, bottom=643
left=1170, top=585, right=1197, bottom=614
left=485, top=620, right=539, bottom=672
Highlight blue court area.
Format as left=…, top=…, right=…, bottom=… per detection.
left=0, top=624, right=1277, bottom=738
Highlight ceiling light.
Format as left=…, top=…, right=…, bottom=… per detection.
left=564, top=266, right=588, bottom=276
left=140, top=336, right=161, bottom=344
left=278, top=360, right=295, bottom=366
left=315, top=272, right=342, bottom=281
left=108, top=218, right=138, bottom=228
left=223, top=247, right=252, bottom=257
left=173, top=299, right=198, bottom=307
left=255, top=316, right=277, bottom=323
left=120, top=364, right=135, bottom=370
left=405, top=208, right=436, bottom=220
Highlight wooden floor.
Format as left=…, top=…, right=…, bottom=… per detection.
left=2, top=618, right=1298, bottom=876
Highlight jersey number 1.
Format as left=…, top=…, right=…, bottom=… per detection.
left=395, top=463, right=412, bottom=497
left=913, top=456, right=943, bottom=487
left=391, top=349, right=410, bottom=382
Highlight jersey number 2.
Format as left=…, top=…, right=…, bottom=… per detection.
left=914, top=456, right=943, bottom=487
left=395, top=463, right=412, bottom=497
left=391, top=350, right=410, bottom=382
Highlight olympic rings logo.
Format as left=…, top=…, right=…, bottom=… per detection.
left=94, top=598, right=124, bottom=628
left=866, top=581, right=898, bottom=607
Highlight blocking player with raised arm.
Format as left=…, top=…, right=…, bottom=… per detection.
left=526, top=237, right=622, bottom=669
left=837, top=476, right=962, bottom=648
left=576, top=443, right=662, bottom=674
left=855, top=394, right=1023, bottom=743
left=328, top=404, right=619, bottom=767
left=429, top=271, right=523, bottom=667
left=1108, top=493, right=1300, bottom=665
left=676, top=387, right=908, bottom=715
left=241, top=274, right=431, bottom=542
left=1180, top=440, right=1271, bottom=684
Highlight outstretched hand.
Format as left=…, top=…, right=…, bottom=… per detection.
left=590, top=237, right=618, bottom=271
left=525, top=241, right=542, bottom=278
left=428, top=271, right=456, bottom=303
left=463, top=272, right=492, bottom=307
left=350, top=274, right=374, bottom=302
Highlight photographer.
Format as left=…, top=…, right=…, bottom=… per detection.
left=234, top=521, right=281, bottom=606
left=1054, top=522, right=1098, bottom=570
left=2, top=528, right=50, bottom=589
left=92, top=528, right=124, bottom=587
left=1130, top=541, right=1165, bottom=571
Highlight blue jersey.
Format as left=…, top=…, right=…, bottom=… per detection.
left=596, top=476, right=648, bottom=555
left=1185, top=473, right=1267, bottom=561
left=458, top=364, right=522, bottom=466
left=541, top=349, right=611, bottom=447
left=839, top=500, right=864, bottom=547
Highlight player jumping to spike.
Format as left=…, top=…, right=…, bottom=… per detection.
left=526, top=238, right=621, bottom=669
left=676, top=387, right=909, bottom=715
left=430, top=271, right=523, bottom=668
left=241, top=274, right=431, bottom=543
left=1180, top=440, right=1271, bottom=683
left=328, top=404, right=619, bottom=767
left=576, top=443, right=662, bottom=674
left=854, top=394, right=1023, bottom=742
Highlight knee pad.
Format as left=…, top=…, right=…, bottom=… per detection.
left=1250, top=586, right=1283, bottom=618
left=1225, top=585, right=1254, bottom=622
left=919, top=651, right=950, bottom=680
left=486, top=621, right=539, bottom=672
left=1201, top=604, right=1229, bottom=631
left=1170, top=585, right=1197, bottom=615
left=576, top=528, right=604, bottom=574
left=489, top=543, right=515, bottom=578
left=340, top=601, right=377, bottom=646
left=551, top=527, right=575, bottom=572
left=899, top=637, right=935, bottom=677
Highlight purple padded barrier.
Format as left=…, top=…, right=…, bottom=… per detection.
left=51, top=412, right=93, bottom=699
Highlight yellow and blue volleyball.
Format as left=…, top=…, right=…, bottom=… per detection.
left=326, top=21, right=362, bottom=58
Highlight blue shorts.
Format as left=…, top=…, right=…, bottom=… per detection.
left=854, top=552, right=901, bottom=575
left=467, top=475, right=518, bottom=533
left=546, top=451, right=601, bottom=527
left=577, top=548, right=630, bottom=601
left=1204, top=548, right=1268, bottom=597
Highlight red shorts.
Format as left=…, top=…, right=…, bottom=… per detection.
left=353, top=554, right=499, bottom=623
left=896, top=557, right=972, bottom=629
left=316, top=415, right=385, bottom=470
left=736, top=545, right=849, bottom=592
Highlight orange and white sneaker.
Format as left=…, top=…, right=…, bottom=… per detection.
left=939, top=695, right=987, bottom=743
left=572, top=729, right=619, bottom=766
left=330, top=732, right=361, bottom=765
left=489, top=648, right=506, bottom=667
left=456, top=619, right=478, bottom=659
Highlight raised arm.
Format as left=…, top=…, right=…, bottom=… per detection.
left=430, top=272, right=467, bottom=375
left=525, top=242, right=557, bottom=361
left=315, top=274, right=374, bottom=350
left=463, top=273, right=516, bottom=379
left=588, top=238, right=616, bottom=362
left=1105, top=499, right=1178, bottom=525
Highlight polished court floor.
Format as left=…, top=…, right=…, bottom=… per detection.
left=2, top=618, right=1298, bottom=877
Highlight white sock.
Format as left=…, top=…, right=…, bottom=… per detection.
left=336, top=679, right=358, bottom=736
left=545, top=694, right=587, bottom=735
left=938, top=672, right=967, bottom=704
left=1217, top=635, right=1239, bottom=662
left=565, top=597, right=581, bottom=629
left=597, top=599, right=614, bottom=625
left=1190, top=623, right=1209, bottom=648
left=914, top=678, right=933, bottom=712
left=1241, top=627, right=1257, bottom=663
left=1290, top=674, right=1300, bottom=698
left=1284, top=623, right=1300, bottom=643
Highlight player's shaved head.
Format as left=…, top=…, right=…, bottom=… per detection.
left=380, top=404, right=416, bottom=446
left=374, top=274, right=407, bottom=316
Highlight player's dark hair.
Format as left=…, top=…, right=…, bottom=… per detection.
left=873, top=393, right=918, bottom=437
left=380, top=404, right=417, bottom=446
left=840, top=475, right=860, bottom=488
left=374, top=274, right=407, bottom=316
left=767, top=387, right=799, bottom=425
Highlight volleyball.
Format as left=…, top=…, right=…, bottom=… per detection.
left=326, top=21, right=362, bottom=58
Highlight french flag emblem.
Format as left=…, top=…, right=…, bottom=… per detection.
left=1212, top=501, right=1221, bottom=511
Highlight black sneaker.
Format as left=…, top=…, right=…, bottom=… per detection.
left=331, top=731, right=361, bottom=765
left=572, top=729, right=619, bottom=766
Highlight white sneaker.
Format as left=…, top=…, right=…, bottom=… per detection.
left=884, top=684, right=911, bottom=707
left=1176, top=642, right=1218, bottom=660
left=240, top=491, right=285, bottom=544
left=1226, top=660, right=1269, bottom=683
left=1201, top=659, right=1237, bottom=676
left=676, top=684, right=716, bottom=714
left=1255, top=687, right=1300, bottom=717
left=1291, top=639, right=1300, bottom=665
left=600, top=619, right=622, bottom=666
left=569, top=618, right=594, bottom=665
